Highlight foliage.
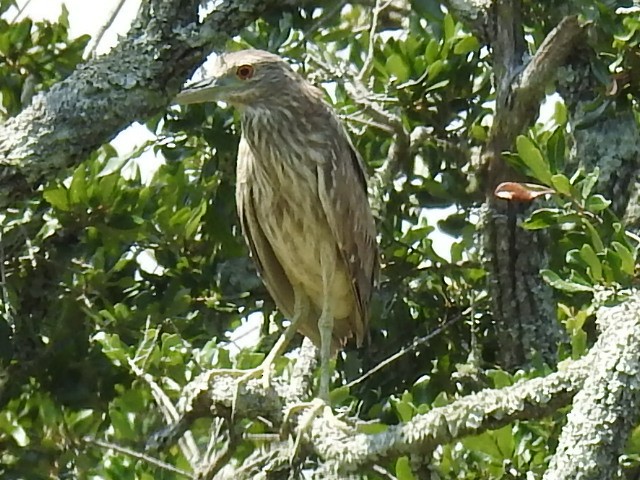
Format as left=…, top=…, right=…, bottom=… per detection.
left=0, top=0, right=639, bottom=478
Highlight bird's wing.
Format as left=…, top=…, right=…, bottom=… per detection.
left=236, top=151, right=295, bottom=320
left=317, top=126, right=379, bottom=346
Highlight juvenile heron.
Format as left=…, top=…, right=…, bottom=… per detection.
left=176, top=50, right=378, bottom=399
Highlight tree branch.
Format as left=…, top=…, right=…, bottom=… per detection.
left=0, top=0, right=301, bottom=208
left=478, top=8, right=584, bottom=369
left=443, top=0, right=493, bottom=43
left=154, top=294, right=640, bottom=474
left=165, top=346, right=583, bottom=473
left=491, top=15, right=584, bottom=154
left=544, top=294, right=640, bottom=480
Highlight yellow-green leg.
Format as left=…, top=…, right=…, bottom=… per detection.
left=317, top=246, right=335, bottom=401
left=235, top=288, right=308, bottom=391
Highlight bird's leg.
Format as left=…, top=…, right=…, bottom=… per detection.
left=257, top=288, right=308, bottom=388
left=231, top=290, right=307, bottom=418
left=281, top=253, right=339, bottom=462
left=235, top=288, right=308, bottom=389
left=317, top=246, right=335, bottom=401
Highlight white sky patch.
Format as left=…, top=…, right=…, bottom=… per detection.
left=15, top=0, right=140, bottom=55
left=112, top=122, right=165, bottom=183
left=225, top=312, right=263, bottom=356
left=538, top=92, right=564, bottom=128
left=135, top=248, right=166, bottom=276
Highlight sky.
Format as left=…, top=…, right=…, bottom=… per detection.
left=17, top=0, right=140, bottom=53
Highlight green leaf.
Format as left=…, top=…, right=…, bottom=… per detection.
left=329, top=386, right=350, bottom=404
left=453, top=35, right=479, bottom=55
left=357, top=422, right=388, bottom=434
left=516, top=136, right=553, bottom=185
left=93, top=331, right=129, bottom=366
left=571, top=328, right=587, bottom=358
left=581, top=168, right=599, bottom=198
left=547, top=127, right=566, bottom=172
left=579, top=244, right=602, bottom=281
left=585, top=194, right=611, bottom=212
left=386, top=54, right=411, bottom=82
left=69, top=166, right=88, bottom=204
left=425, top=38, right=440, bottom=63
left=396, top=456, right=416, bottom=480
left=443, top=13, right=455, bottom=40
left=470, top=124, right=487, bottom=141
left=427, top=59, right=444, bottom=80
left=611, top=241, right=636, bottom=276
left=541, top=269, right=593, bottom=293
left=584, top=221, right=605, bottom=252
left=551, top=174, right=571, bottom=196
left=43, top=187, right=70, bottom=211
left=463, top=434, right=502, bottom=458
left=235, top=351, right=264, bottom=369
left=392, top=394, right=415, bottom=422
left=522, top=208, right=561, bottom=230
left=495, top=425, right=515, bottom=458
left=486, top=369, right=513, bottom=388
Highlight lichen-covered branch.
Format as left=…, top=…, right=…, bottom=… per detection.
left=147, top=294, right=639, bottom=475
left=164, top=336, right=586, bottom=474
left=544, top=294, right=640, bottom=480
left=310, top=355, right=585, bottom=471
left=0, top=0, right=300, bottom=208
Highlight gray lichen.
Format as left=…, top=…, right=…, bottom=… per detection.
left=544, top=293, right=640, bottom=480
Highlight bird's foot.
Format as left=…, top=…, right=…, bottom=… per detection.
left=230, top=360, right=276, bottom=418
left=283, top=397, right=351, bottom=463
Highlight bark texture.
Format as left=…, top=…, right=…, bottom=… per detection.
left=544, top=294, right=640, bottom=480
left=449, top=0, right=584, bottom=369
left=0, top=0, right=296, bottom=207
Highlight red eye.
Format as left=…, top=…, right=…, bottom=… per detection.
left=236, top=64, right=254, bottom=80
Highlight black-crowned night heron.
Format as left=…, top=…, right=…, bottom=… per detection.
left=176, top=49, right=378, bottom=400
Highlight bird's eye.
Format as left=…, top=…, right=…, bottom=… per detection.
left=236, top=64, right=255, bottom=80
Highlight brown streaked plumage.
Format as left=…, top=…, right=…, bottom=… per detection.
left=176, top=49, right=378, bottom=399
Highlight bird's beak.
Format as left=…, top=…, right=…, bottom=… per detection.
left=175, top=76, right=226, bottom=105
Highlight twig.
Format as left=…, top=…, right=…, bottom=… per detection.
left=358, top=0, right=382, bottom=81
left=195, top=417, right=237, bottom=480
left=84, top=0, right=129, bottom=58
left=302, top=0, right=349, bottom=41
left=11, top=0, right=33, bottom=22
left=127, top=356, right=201, bottom=465
left=345, top=312, right=464, bottom=389
left=372, top=464, right=398, bottom=479
left=84, top=436, right=194, bottom=478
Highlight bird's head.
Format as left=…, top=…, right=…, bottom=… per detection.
left=175, top=49, right=299, bottom=109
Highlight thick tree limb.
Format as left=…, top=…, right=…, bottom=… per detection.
left=490, top=15, right=583, bottom=156
left=544, top=294, right=640, bottom=480
left=444, top=0, right=493, bottom=38
left=476, top=7, right=585, bottom=369
left=170, top=341, right=582, bottom=473
left=0, top=0, right=300, bottom=208
left=155, top=294, right=639, bottom=474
